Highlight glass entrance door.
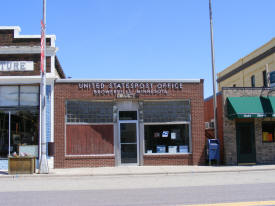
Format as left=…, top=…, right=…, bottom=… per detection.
left=119, top=122, right=138, bottom=164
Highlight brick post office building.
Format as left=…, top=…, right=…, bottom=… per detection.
left=54, top=79, right=205, bottom=168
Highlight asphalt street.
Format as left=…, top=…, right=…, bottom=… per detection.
left=1, top=170, right=275, bottom=206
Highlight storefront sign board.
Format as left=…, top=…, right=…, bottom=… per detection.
left=0, top=61, right=34, bottom=71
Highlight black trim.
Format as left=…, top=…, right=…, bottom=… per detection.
left=217, top=46, right=275, bottom=83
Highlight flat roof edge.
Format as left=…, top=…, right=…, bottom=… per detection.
left=56, top=79, right=202, bottom=83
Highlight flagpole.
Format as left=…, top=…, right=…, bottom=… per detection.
left=39, top=0, right=49, bottom=174
left=209, top=0, right=218, bottom=140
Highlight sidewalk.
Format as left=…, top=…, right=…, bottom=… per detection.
left=1, top=164, right=275, bottom=178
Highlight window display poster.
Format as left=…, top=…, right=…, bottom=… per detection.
left=168, top=146, right=177, bottom=153
left=162, top=131, right=169, bottom=138
left=154, top=132, right=160, bottom=138
left=171, top=132, right=176, bottom=140
left=157, top=145, right=166, bottom=153
left=179, top=145, right=188, bottom=153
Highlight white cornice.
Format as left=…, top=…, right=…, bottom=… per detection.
left=56, top=79, right=201, bottom=83
left=0, top=26, right=56, bottom=47
left=0, top=74, right=61, bottom=84
left=0, top=46, right=58, bottom=56
left=0, top=26, right=21, bottom=32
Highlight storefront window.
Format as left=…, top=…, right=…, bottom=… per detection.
left=0, top=86, right=19, bottom=107
left=144, top=124, right=190, bottom=154
left=20, top=86, right=39, bottom=106
left=66, top=100, right=113, bottom=123
left=0, top=112, right=9, bottom=158
left=0, top=86, right=39, bottom=107
left=143, top=101, right=190, bottom=123
left=262, top=122, right=275, bottom=142
left=0, top=110, right=39, bottom=158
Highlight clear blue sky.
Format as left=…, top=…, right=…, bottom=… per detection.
left=1, top=0, right=274, bottom=97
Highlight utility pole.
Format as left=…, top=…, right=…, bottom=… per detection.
left=209, top=0, right=218, bottom=140
left=39, top=0, right=49, bottom=174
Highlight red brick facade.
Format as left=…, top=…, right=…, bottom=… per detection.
left=144, top=154, right=192, bottom=165
left=0, top=54, right=51, bottom=76
left=0, top=29, right=51, bottom=46
left=0, top=29, right=52, bottom=76
left=54, top=80, right=205, bottom=168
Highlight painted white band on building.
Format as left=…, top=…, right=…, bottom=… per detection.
left=0, top=61, right=34, bottom=71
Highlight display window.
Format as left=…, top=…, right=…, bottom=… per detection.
left=144, top=124, right=190, bottom=154
left=0, top=85, right=39, bottom=158
left=0, top=110, right=39, bottom=158
left=262, top=122, right=275, bottom=142
left=0, top=86, right=39, bottom=107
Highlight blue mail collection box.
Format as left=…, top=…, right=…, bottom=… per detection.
left=208, top=139, right=220, bottom=162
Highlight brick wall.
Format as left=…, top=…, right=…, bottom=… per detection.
left=0, top=29, right=51, bottom=77
left=0, top=54, right=51, bottom=76
left=144, top=154, right=192, bottom=165
left=54, top=80, right=205, bottom=168
left=0, top=29, right=51, bottom=46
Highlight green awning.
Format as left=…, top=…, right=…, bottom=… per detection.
left=227, top=97, right=266, bottom=119
left=267, top=96, right=275, bottom=117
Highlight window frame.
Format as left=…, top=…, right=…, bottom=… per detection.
left=0, top=85, right=39, bottom=107
left=251, top=75, right=255, bottom=87
left=65, top=100, right=114, bottom=124
left=143, top=122, right=192, bottom=155
left=262, top=121, right=275, bottom=143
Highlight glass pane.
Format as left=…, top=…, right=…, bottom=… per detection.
left=20, top=86, right=39, bottom=106
left=0, top=111, right=9, bottom=158
left=120, top=123, right=137, bottom=143
left=121, top=144, right=137, bottom=164
left=119, top=111, right=137, bottom=120
left=143, top=101, right=190, bottom=123
left=66, top=101, right=113, bottom=123
left=11, top=110, right=39, bottom=157
left=0, top=86, right=18, bottom=107
left=262, top=122, right=275, bottom=142
left=144, top=124, right=189, bottom=154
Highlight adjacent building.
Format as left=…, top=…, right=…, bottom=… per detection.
left=205, top=37, right=275, bottom=165
left=217, top=38, right=275, bottom=90
left=0, top=26, right=65, bottom=170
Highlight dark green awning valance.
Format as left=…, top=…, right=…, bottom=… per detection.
left=267, top=96, right=275, bottom=117
left=226, top=96, right=275, bottom=119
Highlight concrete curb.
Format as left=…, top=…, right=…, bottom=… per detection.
left=1, top=166, right=275, bottom=179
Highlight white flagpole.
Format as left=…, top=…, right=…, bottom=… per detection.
left=39, top=0, right=49, bottom=174
left=209, top=0, right=218, bottom=140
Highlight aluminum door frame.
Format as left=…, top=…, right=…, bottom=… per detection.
left=118, top=120, right=139, bottom=165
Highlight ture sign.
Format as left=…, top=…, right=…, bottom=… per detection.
left=78, top=82, right=183, bottom=97
left=0, top=61, right=34, bottom=71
